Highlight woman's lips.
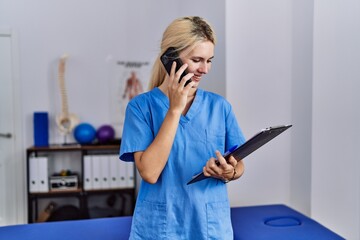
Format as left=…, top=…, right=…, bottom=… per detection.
left=192, top=75, right=201, bottom=82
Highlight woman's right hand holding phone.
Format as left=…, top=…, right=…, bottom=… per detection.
left=166, top=61, right=194, bottom=115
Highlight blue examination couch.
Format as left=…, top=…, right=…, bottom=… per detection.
left=0, top=204, right=344, bottom=240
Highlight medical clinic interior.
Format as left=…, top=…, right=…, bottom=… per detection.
left=0, top=1, right=359, bottom=239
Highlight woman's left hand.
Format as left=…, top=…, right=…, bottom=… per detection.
left=203, top=150, right=239, bottom=182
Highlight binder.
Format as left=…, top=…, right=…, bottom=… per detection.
left=126, top=162, right=135, bottom=188
left=29, top=156, right=39, bottom=193
left=91, top=155, right=102, bottom=189
left=118, top=159, right=127, bottom=188
left=37, top=156, right=49, bottom=192
left=99, top=155, right=110, bottom=189
left=83, top=155, right=93, bottom=190
left=109, top=155, right=121, bottom=189
left=29, top=156, right=49, bottom=192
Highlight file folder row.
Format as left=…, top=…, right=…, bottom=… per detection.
left=29, top=155, right=135, bottom=193
left=83, top=154, right=135, bottom=190
left=29, top=156, right=49, bottom=193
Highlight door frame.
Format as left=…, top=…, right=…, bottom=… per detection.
left=0, top=28, right=26, bottom=225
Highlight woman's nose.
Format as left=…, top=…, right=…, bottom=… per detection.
left=198, top=63, right=208, bottom=74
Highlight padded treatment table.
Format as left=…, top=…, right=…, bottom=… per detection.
left=0, top=216, right=132, bottom=240
left=0, top=205, right=344, bottom=240
left=231, top=204, right=344, bottom=240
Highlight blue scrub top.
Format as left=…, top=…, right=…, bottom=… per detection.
left=120, top=87, right=245, bottom=240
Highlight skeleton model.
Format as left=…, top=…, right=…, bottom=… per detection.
left=56, top=54, right=79, bottom=143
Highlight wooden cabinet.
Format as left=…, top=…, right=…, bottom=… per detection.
left=26, top=144, right=136, bottom=223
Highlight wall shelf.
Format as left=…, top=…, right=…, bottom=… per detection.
left=26, top=143, right=136, bottom=223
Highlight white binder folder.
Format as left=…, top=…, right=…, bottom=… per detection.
left=37, top=156, right=49, bottom=192
left=99, top=155, right=110, bottom=189
left=118, top=159, right=127, bottom=188
left=109, top=155, right=119, bottom=189
left=91, top=155, right=102, bottom=190
left=126, top=162, right=135, bottom=188
left=29, top=156, right=39, bottom=193
left=83, top=155, right=93, bottom=190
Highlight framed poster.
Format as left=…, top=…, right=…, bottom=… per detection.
left=109, top=60, right=151, bottom=138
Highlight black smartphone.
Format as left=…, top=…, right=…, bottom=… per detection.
left=160, top=47, right=191, bottom=86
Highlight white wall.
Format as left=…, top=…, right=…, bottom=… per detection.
left=312, top=0, right=360, bottom=239
left=226, top=0, right=292, bottom=207
left=0, top=0, right=225, bottom=148
left=227, top=0, right=359, bottom=238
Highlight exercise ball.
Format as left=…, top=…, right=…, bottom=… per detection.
left=73, top=123, right=96, bottom=144
left=96, top=124, right=115, bottom=143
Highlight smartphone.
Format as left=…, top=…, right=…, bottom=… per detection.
left=160, top=47, right=191, bottom=86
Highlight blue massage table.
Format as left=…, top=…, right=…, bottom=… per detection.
left=0, top=204, right=344, bottom=240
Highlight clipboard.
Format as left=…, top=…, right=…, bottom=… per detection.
left=187, top=124, right=292, bottom=185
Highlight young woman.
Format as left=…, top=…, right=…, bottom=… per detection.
left=120, top=16, right=245, bottom=240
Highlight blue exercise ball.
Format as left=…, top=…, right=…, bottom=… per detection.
left=73, top=123, right=96, bottom=144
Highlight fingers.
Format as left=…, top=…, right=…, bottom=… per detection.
left=227, top=155, right=238, bottom=168
left=204, top=158, right=221, bottom=176
left=176, top=61, right=189, bottom=78
left=203, top=151, right=236, bottom=180
left=169, top=61, right=194, bottom=88
left=176, top=64, right=192, bottom=87
left=166, top=61, right=177, bottom=85
left=215, top=150, right=227, bottom=166
left=179, top=73, right=194, bottom=89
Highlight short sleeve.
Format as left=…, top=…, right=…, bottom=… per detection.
left=119, top=100, right=154, bottom=162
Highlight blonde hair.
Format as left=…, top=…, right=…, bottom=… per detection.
left=148, top=16, right=217, bottom=90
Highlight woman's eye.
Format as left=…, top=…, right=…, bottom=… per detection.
left=191, top=58, right=212, bottom=63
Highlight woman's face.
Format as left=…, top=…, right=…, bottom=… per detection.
left=180, top=40, right=214, bottom=88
